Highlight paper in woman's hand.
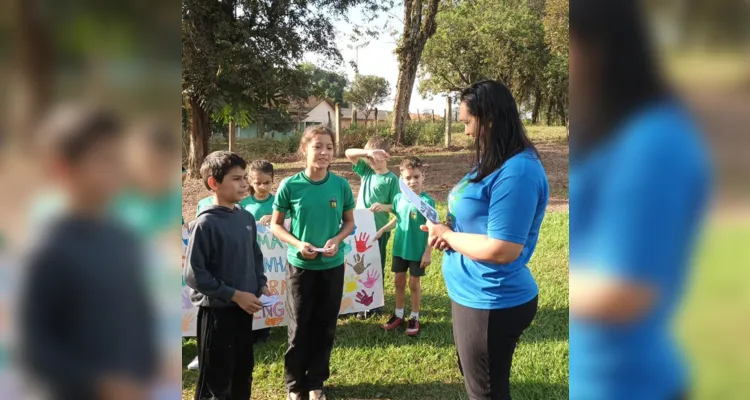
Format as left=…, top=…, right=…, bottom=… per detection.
left=398, top=180, right=439, bottom=223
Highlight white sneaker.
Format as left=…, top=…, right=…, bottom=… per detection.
left=187, top=356, right=199, bottom=371
left=309, top=389, right=327, bottom=400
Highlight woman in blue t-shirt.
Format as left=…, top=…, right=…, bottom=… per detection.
left=423, top=80, right=549, bottom=400
left=568, top=2, right=711, bottom=400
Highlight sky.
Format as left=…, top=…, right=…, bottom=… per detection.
left=303, top=4, right=448, bottom=115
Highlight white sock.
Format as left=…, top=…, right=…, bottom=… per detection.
left=395, top=308, right=404, bottom=318
left=410, top=311, right=419, bottom=320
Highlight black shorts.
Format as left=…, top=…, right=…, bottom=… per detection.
left=392, top=255, right=426, bottom=277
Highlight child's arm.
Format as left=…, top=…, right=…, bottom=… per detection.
left=269, top=210, right=317, bottom=259
left=345, top=148, right=389, bottom=165
left=375, top=216, right=397, bottom=240
left=322, top=209, right=355, bottom=257
left=185, top=222, right=262, bottom=312
left=421, top=242, right=433, bottom=268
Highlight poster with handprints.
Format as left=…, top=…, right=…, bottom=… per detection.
left=182, top=209, right=384, bottom=336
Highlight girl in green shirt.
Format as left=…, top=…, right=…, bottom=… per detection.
left=270, top=126, right=355, bottom=400
left=240, top=160, right=275, bottom=227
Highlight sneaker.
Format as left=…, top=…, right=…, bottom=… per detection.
left=187, top=356, right=199, bottom=371
left=382, top=315, right=404, bottom=331
left=309, top=389, right=327, bottom=400
left=287, top=393, right=302, bottom=400
left=406, top=317, right=420, bottom=336
left=355, top=311, right=368, bottom=320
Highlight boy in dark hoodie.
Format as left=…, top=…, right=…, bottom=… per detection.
left=184, top=151, right=270, bottom=400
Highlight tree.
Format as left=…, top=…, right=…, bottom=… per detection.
left=182, top=0, right=386, bottom=176
left=542, top=0, right=569, bottom=128
left=391, top=0, right=441, bottom=145
left=344, top=75, right=391, bottom=123
left=299, top=63, right=350, bottom=106
left=418, top=0, right=552, bottom=123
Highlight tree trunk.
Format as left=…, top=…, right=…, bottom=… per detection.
left=374, top=108, right=379, bottom=128
left=531, top=88, right=542, bottom=124
left=9, top=0, right=52, bottom=149
left=391, top=0, right=440, bottom=145
left=188, top=96, right=210, bottom=178
left=334, top=103, right=342, bottom=157
left=545, top=100, right=554, bottom=125
left=444, top=95, right=452, bottom=148
left=352, top=109, right=357, bottom=126
left=228, top=122, right=235, bottom=151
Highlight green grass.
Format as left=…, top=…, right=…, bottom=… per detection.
left=182, top=205, right=569, bottom=399
left=676, top=220, right=750, bottom=399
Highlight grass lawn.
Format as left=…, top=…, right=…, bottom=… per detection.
left=181, top=205, right=569, bottom=399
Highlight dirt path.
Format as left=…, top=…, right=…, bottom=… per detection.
left=182, top=143, right=569, bottom=223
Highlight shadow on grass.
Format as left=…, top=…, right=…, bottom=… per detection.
left=182, top=303, right=567, bottom=370
left=326, top=380, right=568, bottom=400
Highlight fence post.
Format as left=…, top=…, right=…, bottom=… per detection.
left=335, top=103, right=342, bottom=157
left=444, top=95, right=452, bottom=148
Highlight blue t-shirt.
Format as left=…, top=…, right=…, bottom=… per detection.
left=442, top=148, right=549, bottom=310
left=569, top=102, right=712, bottom=400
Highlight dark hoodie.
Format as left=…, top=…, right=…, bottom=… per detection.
left=184, top=205, right=267, bottom=308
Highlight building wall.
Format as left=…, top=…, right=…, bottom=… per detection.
left=302, top=102, right=335, bottom=125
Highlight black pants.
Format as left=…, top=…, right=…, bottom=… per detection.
left=285, top=264, right=345, bottom=393
left=195, top=306, right=256, bottom=400
left=452, top=296, right=538, bottom=400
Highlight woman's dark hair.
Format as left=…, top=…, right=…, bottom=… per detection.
left=247, top=159, right=274, bottom=196
left=570, top=0, right=668, bottom=155
left=460, top=80, right=539, bottom=183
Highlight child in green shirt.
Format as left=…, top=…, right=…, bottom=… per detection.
left=345, top=136, right=400, bottom=319
left=375, top=157, right=434, bottom=336
left=270, top=126, right=355, bottom=400
left=239, top=160, right=275, bottom=228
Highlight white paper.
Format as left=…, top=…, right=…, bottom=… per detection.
left=259, top=294, right=279, bottom=306
left=398, top=179, right=440, bottom=223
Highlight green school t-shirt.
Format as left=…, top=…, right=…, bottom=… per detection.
left=195, top=196, right=216, bottom=217
left=274, top=171, right=355, bottom=270
left=239, top=194, right=275, bottom=220
left=391, top=192, right=436, bottom=262
left=352, top=159, right=400, bottom=231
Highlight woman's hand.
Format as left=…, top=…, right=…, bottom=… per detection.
left=322, top=238, right=340, bottom=257
left=421, top=221, right=453, bottom=251
left=297, top=241, right=317, bottom=259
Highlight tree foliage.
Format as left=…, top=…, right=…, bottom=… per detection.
left=418, top=0, right=568, bottom=125
left=182, top=0, right=388, bottom=173
left=344, top=75, right=392, bottom=122
left=298, top=63, right=350, bottom=106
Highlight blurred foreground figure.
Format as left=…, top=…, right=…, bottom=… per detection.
left=17, top=105, right=156, bottom=400
left=569, top=1, right=713, bottom=399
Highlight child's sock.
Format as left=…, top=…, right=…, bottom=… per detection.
left=410, top=311, right=419, bottom=320
left=395, top=308, right=404, bottom=318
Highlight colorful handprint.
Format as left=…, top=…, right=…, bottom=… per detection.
left=344, top=274, right=358, bottom=293
left=346, top=254, right=371, bottom=275
left=182, top=312, right=196, bottom=332
left=349, top=224, right=358, bottom=236
left=358, top=269, right=380, bottom=289
left=339, top=297, right=354, bottom=313
left=265, top=316, right=283, bottom=326
left=355, top=290, right=374, bottom=306
left=355, top=232, right=372, bottom=252
left=341, top=239, right=353, bottom=256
